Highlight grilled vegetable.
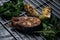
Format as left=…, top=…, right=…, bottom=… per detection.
left=42, top=6, right=51, bottom=18
left=38, top=6, right=51, bottom=20
left=24, top=4, right=40, bottom=17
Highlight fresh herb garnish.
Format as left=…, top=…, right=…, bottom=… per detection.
left=0, top=0, right=24, bottom=19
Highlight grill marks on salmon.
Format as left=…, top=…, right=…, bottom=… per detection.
left=11, top=17, right=41, bottom=28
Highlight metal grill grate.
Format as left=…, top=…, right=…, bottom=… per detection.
left=0, top=0, right=60, bottom=40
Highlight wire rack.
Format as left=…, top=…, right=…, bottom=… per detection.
left=0, top=0, right=60, bottom=40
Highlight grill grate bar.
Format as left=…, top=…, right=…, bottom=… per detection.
left=53, top=0, right=60, bottom=6
left=45, top=1, right=60, bottom=15
left=25, top=34, right=35, bottom=40
left=24, top=34, right=33, bottom=40
left=0, top=22, right=18, bottom=40
left=15, top=30, right=25, bottom=40
left=49, top=4, right=60, bottom=15
left=27, top=35, right=37, bottom=40
left=25, top=34, right=37, bottom=40
left=49, top=0, right=60, bottom=10
left=14, top=30, right=30, bottom=40
left=33, top=34, right=45, bottom=40
left=0, top=35, right=12, bottom=38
